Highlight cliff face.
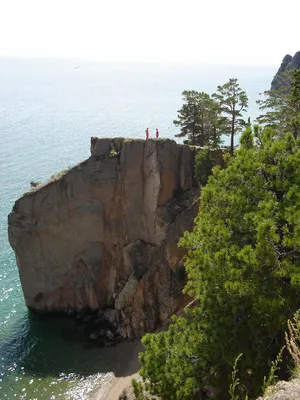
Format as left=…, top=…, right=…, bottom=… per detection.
left=8, top=138, right=199, bottom=338
left=271, top=51, right=300, bottom=91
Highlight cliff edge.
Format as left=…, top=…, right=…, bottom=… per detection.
left=8, top=138, right=199, bottom=338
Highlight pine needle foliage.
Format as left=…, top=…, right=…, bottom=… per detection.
left=139, top=127, right=300, bottom=400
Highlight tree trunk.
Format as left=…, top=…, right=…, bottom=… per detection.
left=293, top=122, right=299, bottom=139
left=231, top=114, right=235, bottom=156
left=293, top=129, right=298, bottom=139
left=200, top=123, right=204, bottom=146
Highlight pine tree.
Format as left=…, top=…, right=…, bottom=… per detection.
left=173, top=90, right=224, bottom=147
left=213, top=78, right=249, bottom=155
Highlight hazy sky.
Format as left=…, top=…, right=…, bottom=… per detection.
left=0, top=0, right=298, bottom=65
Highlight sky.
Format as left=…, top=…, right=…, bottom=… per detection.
left=0, top=0, right=299, bottom=66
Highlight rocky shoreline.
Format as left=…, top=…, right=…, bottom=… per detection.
left=75, top=307, right=135, bottom=346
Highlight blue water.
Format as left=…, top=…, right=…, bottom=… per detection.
left=0, top=57, right=276, bottom=399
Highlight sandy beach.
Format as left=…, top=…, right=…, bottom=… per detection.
left=95, top=340, right=143, bottom=400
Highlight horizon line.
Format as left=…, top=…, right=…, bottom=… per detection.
left=0, top=55, right=279, bottom=68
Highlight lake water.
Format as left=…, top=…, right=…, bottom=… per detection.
left=0, top=57, right=276, bottom=399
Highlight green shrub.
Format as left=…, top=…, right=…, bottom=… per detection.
left=194, top=149, right=214, bottom=185
left=51, top=168, right=70, bottom=180
left=131, top=379, right=150, bottom=400
left=30, top=181, right=41, bottom=188
left=109, top=148, right=118, bottom=157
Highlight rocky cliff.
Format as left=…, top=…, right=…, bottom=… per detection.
left=8, top=138, right=199, bottom=338
left=271, top=51, right=300, bottom=91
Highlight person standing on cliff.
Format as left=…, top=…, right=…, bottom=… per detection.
left=156, top=128, right=159, bottom=138
left=146, top=128, right=149, bottom=139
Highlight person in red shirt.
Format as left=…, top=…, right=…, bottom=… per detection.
left=145, top=128, right=149, bottom=139
left=156, top=128, right=159, bottom=138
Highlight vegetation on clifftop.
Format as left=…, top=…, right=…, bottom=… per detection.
left=173, top=78, right=249, bottom=155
